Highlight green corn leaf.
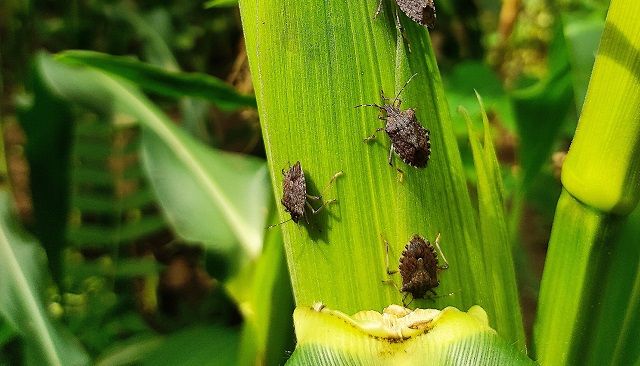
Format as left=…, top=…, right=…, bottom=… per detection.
left=534, top=191, right=617, bottom=365
left=34, top=52, right=270, bottom=259
left=57, top=50, right=257, bottom=111
left=586, top=205, right=640, bottom=365
left=0, top=192, right=89, bottom=366
left=444, top=61, right=515, bottom=137
left=535, top=0, right=640, bottom=363
left=105, top=2, right=178, bottom=70
left=140, top=123, right=270, bottom=259
left=560, top=0, right=640, bottom=215
left=287, top=304, right=534, bottom=365
left=204, top=0, right=239, bottom=8
left=460, top=93, right=524, bottom=349
left=95, top=326, right=239, bottom=366
left=94, top=336, right=163, bottom=366
left=235, top=211, right=295, bottom=365
left=0, top=320, right=17, bottom=348
left=238, top=0, right=525, bottom=349
left=102, top=5, right=215, bottom=139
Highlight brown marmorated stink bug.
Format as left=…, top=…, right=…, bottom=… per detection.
left=270, top=161, right=342, bottom=228
left=375, top=0, right=437, bottom=29
left=356, top=74, right=431, bottom=171
left=384, top=233, right=449, bottom=305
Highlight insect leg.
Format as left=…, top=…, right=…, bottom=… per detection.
left=433, top=233, right=449, bottom=269
left=388, top=144, right=395, bottom=166
left=354, top=103, right=382, bottom=109
left=374, top=0, right=384, bottom=18
left=306, top=199, right=337, bottom=216
left=317, top=170, right=343, bottom=198
left=403, top=293, right=414, bottom=307
left=382, top=278, right=403, bottom=303
left=430, top=290, right=457, bottom=300
left=385, top=240, right=398, bottom=275
left=380, top=90, right=390, bottom=103
left=306, top=194, right=321, bottom=201
left=363, top=127, right=385, bottom=143
left=388, top=145, right=405, bottom=177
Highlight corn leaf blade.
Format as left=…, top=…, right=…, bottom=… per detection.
left=238, top=0, right=524, bottom=347
left=0, top=192, right=89, bottom=366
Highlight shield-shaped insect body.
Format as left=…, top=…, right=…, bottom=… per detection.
left=357, top=74, right=431, bottom=170
left=271, top=161, right=342, bottom=228
left=384, top=233, right=449, bottom=304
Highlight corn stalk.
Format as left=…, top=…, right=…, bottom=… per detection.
left=534, top=0, right=640, bottom=363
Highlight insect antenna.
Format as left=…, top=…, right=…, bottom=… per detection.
left=268, top=217, right=293, bottom=229
left=393, top=73, right=418, bottom=107
left=354, top=103, right=383, bottom=109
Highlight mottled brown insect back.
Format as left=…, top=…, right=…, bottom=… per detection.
left=356, top=74, right=431, bottom=169
left=270, top=161, right=342, bottom=228
left=385, top=233, right=448, bottom=305
left=398, top=234, right=447, bottom=298
left=396, top=0, right=436, bottom=28
left=385, top=108, right=431, bottom=168
left=375, top=0, right=437, bottom=29
left=281, top=162, right=307, bottom=223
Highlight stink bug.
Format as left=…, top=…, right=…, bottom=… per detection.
left=384, top=233, right=449, bottom=305
left=356, top=74, right=431, bottom=170
left=270, top=161, right=342, bottom=228
left=375, top=0, right=437, bottom=29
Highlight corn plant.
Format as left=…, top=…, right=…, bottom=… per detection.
left=0, top=0, right=639, bottom=365
left=236, top=0, right=639, bottom=363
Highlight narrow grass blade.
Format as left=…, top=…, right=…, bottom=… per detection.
left=460, top=94, right=525, bottom=350
left=0, top=192, right=89, bottom=366
left=204, top=0, right=239, bottom=8
left=235, top=212, right=295, bottom=365
left=57, top=50, right=257, bottom=110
